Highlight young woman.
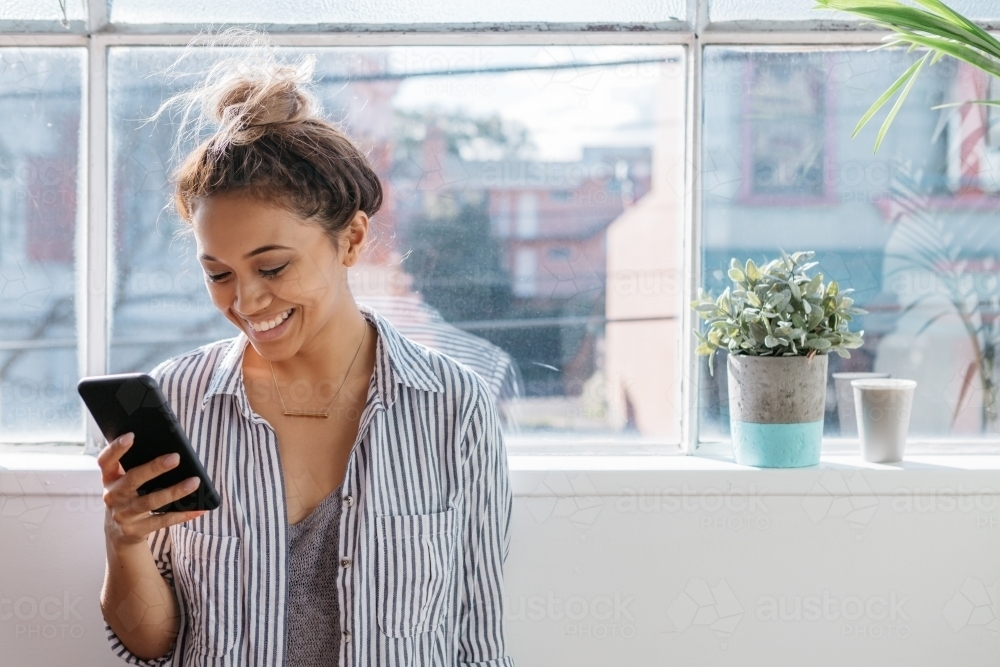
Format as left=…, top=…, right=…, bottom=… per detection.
left=97, top=49, right=514, bottom=667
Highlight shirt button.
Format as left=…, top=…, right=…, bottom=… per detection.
left=344, top=495, right=354, bottom=507
left=340, top=557, right=351, bottom=568
left=343, top=631, right=351, bottom=643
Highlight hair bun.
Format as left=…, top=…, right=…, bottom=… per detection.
left=215, top=68, right=313, bottom=130
left=149, top=30, right=331, bottom=170
left=193, top=54, right=319, bottom=147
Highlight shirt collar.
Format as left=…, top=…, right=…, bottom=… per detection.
left=200, top=302, right=445, bottom=416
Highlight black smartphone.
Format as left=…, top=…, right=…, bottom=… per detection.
left=77, top=373, right=220, bottom=513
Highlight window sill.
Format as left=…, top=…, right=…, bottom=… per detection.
left=3, top=438, right=1000, bottom=498
left=508, top=439, right=1000, bottom=496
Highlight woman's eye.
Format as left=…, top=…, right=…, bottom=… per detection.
left=261, top=262, right=289, bottom=279
left=205, top=262, right=288, bottom=283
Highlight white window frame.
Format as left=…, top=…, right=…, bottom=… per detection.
left=2, top=1, right=996, bottom=456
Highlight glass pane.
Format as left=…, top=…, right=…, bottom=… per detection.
left=701, top=47, right=1000, bottom=442
left=0, top=48, right=86, bottom=442
left=108, top=45, right=685, bottom=443
left=710, top=0, right=1000, bottom=22
left=109, top=0, right=685, bottom=26
left=0, top=0, right=87, bottom=27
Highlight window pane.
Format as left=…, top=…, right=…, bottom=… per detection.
left=700, top=47, right=1000, bottom=442
left=710, top=0, right=1000, bottom=22
left=1, top=0, right=87, bottom=29
left=109, top=0, right=685, bottom=26
left=108, top=46, right=685, bottom=443
left=0, top=48, right=85, bottom=442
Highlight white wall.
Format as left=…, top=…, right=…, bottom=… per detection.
left=2, top=452, right=999, bottom=666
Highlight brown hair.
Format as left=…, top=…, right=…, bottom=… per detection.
left=156, top=32, right=382, bottom=247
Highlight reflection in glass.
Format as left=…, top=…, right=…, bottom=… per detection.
left=108, top=46, right=685, bottom=442
left=0, top=48, right=85, bottom=442
left=701, top=48, right=1000, bottom=441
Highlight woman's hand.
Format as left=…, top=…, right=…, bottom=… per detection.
left=98, top=431, right=199, bottom=661
left=97, top=431, right=207, bottom=548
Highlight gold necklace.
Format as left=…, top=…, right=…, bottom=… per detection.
left=268, top=322, right=367, bottom=418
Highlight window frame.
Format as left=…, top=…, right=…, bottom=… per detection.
left=2, top=1, right=997, bottom=455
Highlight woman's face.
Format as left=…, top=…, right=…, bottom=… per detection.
left=191, top=192, right=364, bottom=355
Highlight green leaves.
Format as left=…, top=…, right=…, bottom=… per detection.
left=851, top=54, right=925, bottom=141
left=806, top=337, right=832, bottom=350
left=691, top=249, right=866, bottom=368
left=877, top=52, right=930, bottom=153
left=815, top=0, right=1000, bottom=152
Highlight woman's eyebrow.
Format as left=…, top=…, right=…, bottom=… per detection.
left=199, top=244, right=294, bottom=262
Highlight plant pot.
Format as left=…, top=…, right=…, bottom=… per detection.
left=727, top=354, right=828, bottom=467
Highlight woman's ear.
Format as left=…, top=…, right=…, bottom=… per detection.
left=341, top=210, right=369, bottom=268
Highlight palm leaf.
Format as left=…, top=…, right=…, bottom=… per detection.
left=893, top=31, right=1000, bottom=78
left=852, top=55, right=925, bottom=139
left=819, top=0, right=1000, bottom=58
left=846, top=7, right=1000, bottom=57
left=817, top=1, right=1000, bottom=56
left=910, top=0, right=1000, bottom=54
left=875, top=52, right=930, bottom=152
left=814, top=0, right=1000, bottom=151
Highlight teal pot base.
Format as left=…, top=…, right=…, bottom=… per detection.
left=731, top=421, right=823, bottom=468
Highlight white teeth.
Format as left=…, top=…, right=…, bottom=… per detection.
left=247, top=309, right=292, bottom=332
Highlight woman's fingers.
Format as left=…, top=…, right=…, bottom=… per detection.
left=138, top=509, right=208, bottom=536
left=109, top=506, right=207, bottom=546
left=120, top=452, right=181, bottom=497
left=104, top=452, right=180, bottom=518
left=100, top=433, right=211, bottom=547
left=135, top=476, right=202, bottom=515
left=97, top=432, right=134, bottom=485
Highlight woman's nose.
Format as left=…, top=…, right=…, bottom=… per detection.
left=233, top=276, right=270, bottom=314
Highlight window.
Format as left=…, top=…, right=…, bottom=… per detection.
left=106, top=45, right=684, bottom=442
left=708, top=0, right=999, bottom=22
left=5, top=2, right=1000, bottom=452
left=0, top=48, right=85, bottom=443
left=702, top=48, right=1000, bottom=442
left=107, top=0, right=686, bottom=27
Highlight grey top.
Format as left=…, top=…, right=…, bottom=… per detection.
left=285, top=484, right=344, bottom=666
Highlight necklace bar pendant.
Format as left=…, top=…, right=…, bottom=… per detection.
left=282, top=409, right=330, bottom=418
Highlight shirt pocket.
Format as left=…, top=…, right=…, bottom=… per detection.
left=374, top=507, right=459, bottom=638
left=173, top=525, right=243, bottom=657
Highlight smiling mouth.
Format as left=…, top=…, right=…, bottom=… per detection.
left=241, top=308, right=294, bottom=332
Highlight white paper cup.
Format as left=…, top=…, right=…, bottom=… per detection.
left=833, top=372, right=891, bottom=436
left=851, top=379, right=917, bottom=463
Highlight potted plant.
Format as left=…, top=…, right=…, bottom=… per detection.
left=692, top=250, right=866, bottom=467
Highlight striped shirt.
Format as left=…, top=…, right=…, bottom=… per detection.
left=105, top=302, right=515, bottom=667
